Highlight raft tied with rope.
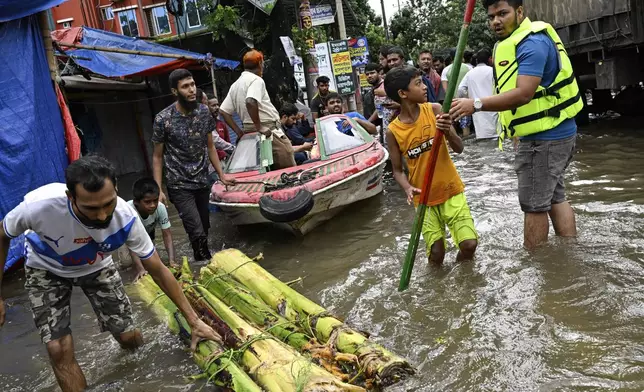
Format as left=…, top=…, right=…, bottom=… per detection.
left=135, top=252, right=414, bottom=390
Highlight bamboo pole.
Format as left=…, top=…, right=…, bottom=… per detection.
left=38, top=11, right=58, bottom=81
left=57, top=42, right=204, bottom=61
left=210, top=65, right=218, bottom=97
left=398, top=0, right=477, bottom=292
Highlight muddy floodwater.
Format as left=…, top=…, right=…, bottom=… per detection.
left=2, top=119, right=644, bottom=391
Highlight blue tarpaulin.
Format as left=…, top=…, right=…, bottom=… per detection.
left=1, top=15, right=69, bottom=272
left=53, top=27, right=239, bottom=77
left=0, top=0, right=65, bottom=22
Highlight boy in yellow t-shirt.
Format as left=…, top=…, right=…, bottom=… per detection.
left=385, top=66, right=478, bottom=264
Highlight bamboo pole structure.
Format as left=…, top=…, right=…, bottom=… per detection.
left=176, top=263, right=365, bottom=392
left=200, top=266, right=363, bottom=382
left=210, top=65, right=218, bottom=97
left=200, top=266, right=312, bottom=350
left=57, top=42, right=205, bottom=60
left=398, top=0, right=478, bottom=292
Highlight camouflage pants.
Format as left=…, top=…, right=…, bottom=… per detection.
left=25, top=263, right=135, bottom=344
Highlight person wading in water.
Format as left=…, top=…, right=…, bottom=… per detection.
left=450, top=0, right=583, bottom=249
left=0, top=156, right=222, bottom=392
left=386, top=66, right=478, bottom=264
left=152, top=69, right=235, bottom=262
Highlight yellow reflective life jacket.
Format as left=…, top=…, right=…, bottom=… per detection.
left=493, top=18, right=583, bottom=141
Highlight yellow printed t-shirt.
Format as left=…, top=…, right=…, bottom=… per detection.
left=388, top=103, right=464, bottom=207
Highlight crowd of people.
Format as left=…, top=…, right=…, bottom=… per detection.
left=359, top=44, right=499, bottom=144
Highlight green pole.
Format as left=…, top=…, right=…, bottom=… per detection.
left=399, top=0, right=478, bottom=292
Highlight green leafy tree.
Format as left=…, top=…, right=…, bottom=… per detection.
left=389, top=7, right=420, bottom=58
left=390, top=0, right=495, bottom=61
left=202, top=5, right=242, bottom=41
left=364, top=23, right=388, bottom=63
left=346, top=0, right=379, bottom=36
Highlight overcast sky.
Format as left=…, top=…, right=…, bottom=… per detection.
left=368, top=0, right=408, bottom=21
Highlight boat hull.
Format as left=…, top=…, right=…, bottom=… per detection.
left=212, top=159, right=387, bottom=235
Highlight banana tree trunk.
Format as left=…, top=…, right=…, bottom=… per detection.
left=182, top=280, right=365, bottom=392
left=209, top=249, right=415, bottom=387
left=134, top=275, right=261, bottom=392
left=200, top=266, right=362, bottom=383
left=200, top=266, right=312, bottom=350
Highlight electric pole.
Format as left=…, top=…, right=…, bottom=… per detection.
left=336, top=0, right=347, bottom=38
left=297, top=0, right=316, bottom=102
left=381, top=0, right=389, bottom=40
left=335, top=0, right=357, bottom=111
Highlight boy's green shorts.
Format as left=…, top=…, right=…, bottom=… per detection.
left=422, top=192, right=478, bottom=251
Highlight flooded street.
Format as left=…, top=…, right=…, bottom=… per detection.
left=2, top=119, right=644, bottom=391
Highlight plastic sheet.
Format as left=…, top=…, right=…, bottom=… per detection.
left=52, top=27, right=239, bottom=77
left=0, top=16, right=68, bottom=272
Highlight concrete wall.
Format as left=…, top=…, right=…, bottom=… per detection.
left=524, top=0, right=631, bottom=28
left=524, top=0, right=643, bottom=55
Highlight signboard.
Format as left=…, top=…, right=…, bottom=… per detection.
left=314, top=42, right=337, bottom=91
left=356, top=66, right=370, bottom=88
left=280, top=36, right=302, bottom=66
left=311, top=4, right=334, bottom=26
left=329, top=40, right=355, bottom=95
left=248, top=0, right=277, bottom=15
left=299, top=0, right=313, bottom=29
left=348, top=36, right=370, bottom=67
left=294, top=63, right=306, bottom=89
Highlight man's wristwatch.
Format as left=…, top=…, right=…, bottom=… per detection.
left=473, top=98, right=483, bottom=112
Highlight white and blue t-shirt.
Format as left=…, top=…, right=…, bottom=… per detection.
left=3, top=183, right=155, bottom=278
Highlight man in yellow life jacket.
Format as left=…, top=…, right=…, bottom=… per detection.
left=450, top=0, right=583, bottom=249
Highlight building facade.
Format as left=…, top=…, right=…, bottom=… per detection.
left=50, top=0, right=213, bottom=38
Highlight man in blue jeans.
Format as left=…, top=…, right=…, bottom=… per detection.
left=450, top=0, right=583, bottom=249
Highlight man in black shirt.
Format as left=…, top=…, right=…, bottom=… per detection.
left=152, top=69, right=235, bottom=261
left=309, top=76, right=333, bottom=120
left=362, top=63, right=382, bottom=122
